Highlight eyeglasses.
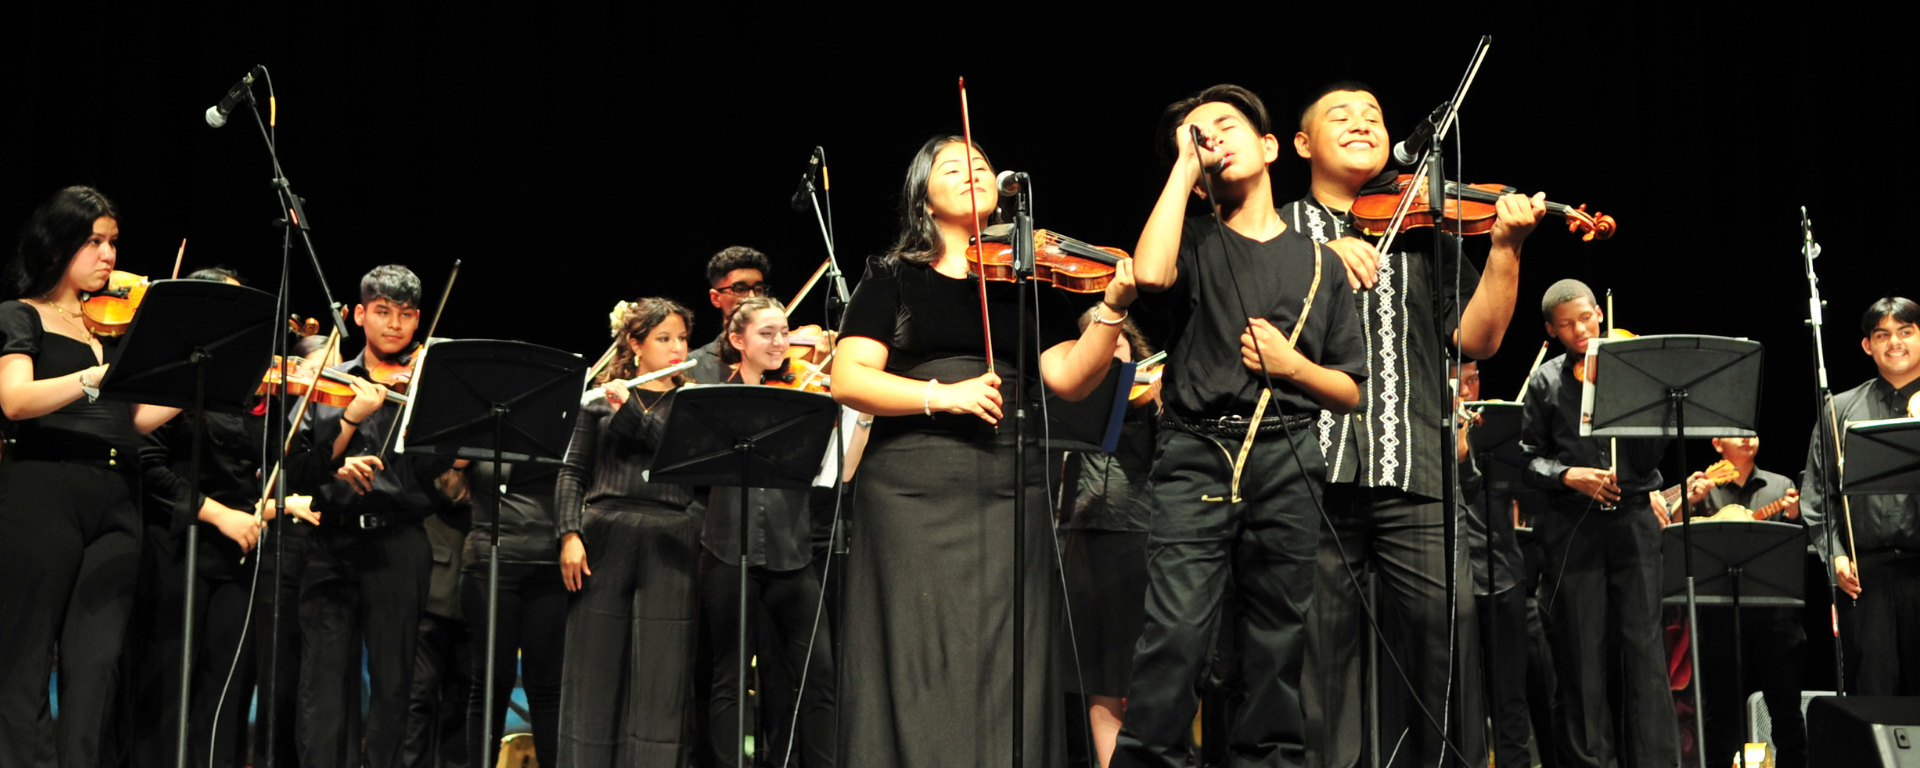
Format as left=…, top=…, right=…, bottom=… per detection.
left=716, top=282, right=771, bottom=297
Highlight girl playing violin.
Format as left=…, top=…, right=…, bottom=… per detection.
left=554, top=297, right=701, bottom=767
left=698, top=296, right=838, bottom=767
left=830, top=135, right=1138, bottom=766
left=0, top=186, right=181, bottom=766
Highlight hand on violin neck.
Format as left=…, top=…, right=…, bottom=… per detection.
left=1101, top=258, right=1139, bottom=311
left=341, top=376, right=389, bottom=425
left=1324, top=237, right=1382, bottom=290
left=1488, top=191, right=1549, bottom=252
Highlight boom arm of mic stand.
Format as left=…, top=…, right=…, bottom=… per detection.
left=241, top=85, right=352, bottom=342
left=803, top=189, right=852, bottom=306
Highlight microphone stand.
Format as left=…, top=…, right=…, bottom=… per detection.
left=1377, top=37, right=1488, bottom=765
left=1008, top=176, right=1036, bottom=768
left=795, top=150, right=852, bottom=765
left=232, top=70, right=353, bottom=768
left=1800, top=207, right=1848, bottom=697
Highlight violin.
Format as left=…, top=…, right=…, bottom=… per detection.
left=1572, top=328, right=1638, bottom=383
left=258, top=355, right=412, bottom=407
left=1128, top=350, right=1168, bottom=409
left=1351, top=174, right=1617, bottom=242
left=80, top=270, right=151, bottom=337
left=965, top=228, right=1131, bottom=294
left=762, top=356, right=830, bottom=394
left=361, top=344, right=421, bottom=394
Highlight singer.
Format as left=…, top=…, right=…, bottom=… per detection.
left=1113, top=84, right=1366, bottom=768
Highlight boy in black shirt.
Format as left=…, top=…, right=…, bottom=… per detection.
left=1114, top=83, right=1367, bottom=768
left=1520, top=278, right=1679, bottom=768
left=287, top=264, right=456, bottom=768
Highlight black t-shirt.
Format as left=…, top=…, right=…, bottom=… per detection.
left=1160, top=214, right=1367, bottom=418
left=838, top=255, right=1080, bottom=438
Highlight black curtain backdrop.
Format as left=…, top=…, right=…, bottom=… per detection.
left=5, top=6, right=1913, bottom=479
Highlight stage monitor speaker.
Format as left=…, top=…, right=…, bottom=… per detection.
left=1807, top=696, right=1920, bottom=768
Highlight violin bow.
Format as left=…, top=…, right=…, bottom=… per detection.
left=246, top=326, right=342, bottom=552
left=959, top=77, right=994, bottom=369
left=1374, top=37, right=1492, bottom=258
left=375, top=259, right=460, bottom=461
left=171, top=238, right=186, bottom=279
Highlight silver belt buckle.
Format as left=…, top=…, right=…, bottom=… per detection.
left=358, top=513, right=389, bottom=530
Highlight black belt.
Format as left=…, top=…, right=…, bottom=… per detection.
left=6, top=438, right=132, bottom=472
left=1163, top=412, right=1315, bottom=438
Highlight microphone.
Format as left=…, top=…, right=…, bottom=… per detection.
left=995, top=170, right=1029, bottom=195
left=789, top=147, right=822, bottom=212
left=1392, top=100, right=1452, bottom=166
left=204, top=65, right=264, bottom=129
left=1188, top=126, right=1227, bottom=175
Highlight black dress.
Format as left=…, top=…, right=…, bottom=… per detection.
left=836, top=256, right=1079, bottom=767
left=0, top=300, right=145, bottom=768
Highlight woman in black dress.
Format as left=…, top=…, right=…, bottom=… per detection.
left=829, top=136, right=1138, bottom=766
left=553, top=296, right=699, bottom=767
left=0, top=186, right=180, bottom=766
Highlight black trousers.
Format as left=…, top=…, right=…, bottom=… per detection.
left=461, top=563, right=566, bottom=765
left=298, top=522, right=432, bottom=768
left=556, top=504, right=700, bottom=767
left=699, top=550, right=837, bottom=768
left=0, top=461, right=141, bottom=768
left=1304, top=485, right=1484, bottom=768
left=1478, top=586, right=1532, bottom=768
left=1695, top=606, right=1805, bottom=768
left=1112, top=428, right=1321, bottom=768
left=1840, top=550, right=1920, bottom=695
left=126, top=526, right=254, bottom=768
left=403, top=612, right=469, bottom=768
left=248, top=519, right=311, bottom=768
left=1535, top=499, right=1679, bottom=768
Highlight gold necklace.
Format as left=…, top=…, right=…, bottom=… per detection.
left=634, top=388, right=668, bottom=415
left=36, top=297, right=94, bottom=339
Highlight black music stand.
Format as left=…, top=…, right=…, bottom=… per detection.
left=1841, top=417, right=1920, bottom=495
left=1466, top=401, right=1527, bottom=732
left=648, top=384, right=838, bottom=768
left=1661, top=518, right=1806, bottom=761
left=394, top=339, right=587, bottom=759
left=1585, top=334, right=1764, bottom=768
left=98, top=279, right=278, bottom=767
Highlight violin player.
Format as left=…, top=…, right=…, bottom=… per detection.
left=1521, top=278, right=1680, bottom=768
left=1280, top=80, right=1548, bottom=768
left=0, top=186, right=181, bottom=766
left=696, top=296, right=838, bottom=767
left=829, top=134, right=1135, bottom=766
left=1111, top=84, right=1367, bottom=768
left=282, top=263, right=458, bottom=768
left=1801, top=297, right=1920, bottom=695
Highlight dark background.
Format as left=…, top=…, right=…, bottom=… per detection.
left=4, top=7, right=1912, bottom=467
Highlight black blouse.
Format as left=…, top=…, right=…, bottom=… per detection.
left=838, top=255, right=1080, bottom=440
left=0, top=300, right=140, bottom=467
left=553, top=387, right=694, bottom=543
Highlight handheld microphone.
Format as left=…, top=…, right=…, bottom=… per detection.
left=1391, top=100, right=1452, bottom=166
left=204, top=65, right=265, bottom=129
left=789, top=147, right=822, bottom=212
left=995, top=170, right=1029, bottom=195
left=1189, top=126, right=1228, bottom=175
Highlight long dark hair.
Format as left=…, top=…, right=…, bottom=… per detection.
left=4, top=186, right=120, bottom=301
left=886, top=135, right=1002, bottom=267
left=720, top=296, right=786, bottom=366
left=600, top=297, right=695, bottom=386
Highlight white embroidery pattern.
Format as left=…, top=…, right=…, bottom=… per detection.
left=1302, top=203, right=1330, bottom=244
left=1374, top=252, right=1401, bottom=486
